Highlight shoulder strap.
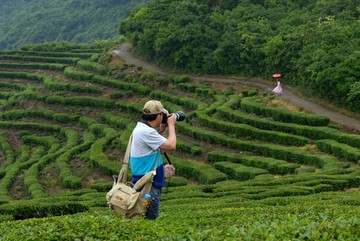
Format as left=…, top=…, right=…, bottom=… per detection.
left=117, top=134, right=132, bottom=183
left=153, top=150, right=160, bottom=172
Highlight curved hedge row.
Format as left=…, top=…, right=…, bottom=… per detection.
left=0, top=62, right=66, bottom=70
left=52, top=128, right=83, bottom=189
left=0, top=146, right=30, bottom=202
left=150, top=90, right=208, bottom=111
left=100, top=113, right=132, bottom=130
left=22, top=135, right=61, bottom=153
left=241, top=96, right=330, bottom=126
left=0, top=80, right=27, bottom=91
left=214, top=162, right=268, bottom=181
left=175, top=82, right=219, bottom=99
left=0, top=71, right=102, bottom=94
left=0, top=133, right=15, bottom=174
left=21, top=128, right=82, bottom=199
left=57, top=140, right=94, bottom=189
left=176, top=82, right=219, bottom=98
left=0, top=50, right=94, bottom=59
left=0, top=146, right=43, bottom=203
left=171, top=156, right=227, bottom=184
left=92, top=75, right=151, bottom=95
left=0, top=121, right=61, bottom=133
left=219, top=96, right=360, bottom=148
left=0, top=198, right=89, bottom=220
left=0, top=109, right=81, bottom=125
left=0, top=55, right=80, bottom=65
left=89, top=127, right=120, bottom=175
left=65, top=67, right=151, bottom=95
left=196, top=112, right=309, bottom=146
left=23, top=151, right=61, bottom=199
left=76, top=60, right=108, bottom=75
left=207, top=170, right=360, bottom=198
left=316, top=139, right=360, bottom=164
left=176, top=139, right=203, bottom=156
left=207, top=151, right=300, bottom=175
left=177, top=122, right=338, bottom=168
left=64, top=67, right=94, bottom=81
left=45, top=96, right=115, bottom=108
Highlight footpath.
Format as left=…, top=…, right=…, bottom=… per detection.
left=113, top=44, right=360, bottom=132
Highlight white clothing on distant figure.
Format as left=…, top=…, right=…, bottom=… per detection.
left=272, top=80, right=282, bottom=95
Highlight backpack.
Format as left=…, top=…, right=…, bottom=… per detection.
left=106, top=135, right=158, bottom=218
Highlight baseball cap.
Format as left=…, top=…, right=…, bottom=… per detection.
left=143, top=100, right=169, bottom=115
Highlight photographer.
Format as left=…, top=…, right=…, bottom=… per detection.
left=129, top=100, right=177, bottom=220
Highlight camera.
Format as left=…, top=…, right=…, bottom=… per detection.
left=162, top=111, right=185, bottom=124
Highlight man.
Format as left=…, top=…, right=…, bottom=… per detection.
left=130, top=100, right=177, bottom=219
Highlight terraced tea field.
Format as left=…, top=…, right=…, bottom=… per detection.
left=0, top=43, right=359, bottom=240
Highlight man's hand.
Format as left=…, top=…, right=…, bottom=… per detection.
left=159, top=114, right=177, bottom=151
left=167, top=114, right=176, bottom=126
left=160, top=114, right=176, bottom=134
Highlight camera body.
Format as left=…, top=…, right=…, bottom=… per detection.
left=162, top=111, right=185, bottom=124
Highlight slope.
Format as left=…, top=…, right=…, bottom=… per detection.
left=0, top=0, right=149, bottom=51
left=0, top=42, right=359, bottom=240
left=114, top=43, right=360, bottom=132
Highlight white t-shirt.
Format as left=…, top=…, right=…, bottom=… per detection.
left=131, top=122, right=166, bottom=157
left=130, top=122, right=167, bottom=188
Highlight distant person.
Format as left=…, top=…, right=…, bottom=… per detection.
left=272, top=73, right=282, bottom=95
left=130, top=100, right=177, bottom=220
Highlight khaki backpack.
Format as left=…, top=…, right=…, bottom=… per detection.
left=106, top=135, right=158, bottom=218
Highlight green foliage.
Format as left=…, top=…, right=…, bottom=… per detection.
left=208, top=151, right=300, bottom=175
left=0, top=198, right=88, bottom=220
left=347, top=81, right=360, bottom=111
left=165, top=176, right=188, bottom=187
left=171, top=156, right=227, bottom=184
left=176, top=139, right=202, bottom=156
left=150, top=90, right=208, bottom=111
left=214, top=161, right=268, bottom=181
left=89, top=127, right=120, bottom=175
left=0, top=41, right=359, bottom=240
left=0, top=201, right=360, bottom=240
left=0, top=0, right=150, bottom=51
left=241, top=96, right=330, bottom=126
left=120, top=0, right=360, bottom=111
left=77, top=60, right=108, bottom=75
left=316, top=139, right=360, bottom=163
left=197, top=111, right=309, bottom=146
left=0, top=133, right=15, bottom=173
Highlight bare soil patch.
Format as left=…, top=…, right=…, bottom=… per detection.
left=9, top=173, right=31, bottom=200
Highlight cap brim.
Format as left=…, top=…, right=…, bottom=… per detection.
left=162, top=108, right=169, bottom=115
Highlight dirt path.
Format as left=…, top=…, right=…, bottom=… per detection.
left=114, top=44, right=360, bottom=132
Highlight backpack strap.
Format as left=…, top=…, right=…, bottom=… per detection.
left=117, top=134, right=133, bottom=183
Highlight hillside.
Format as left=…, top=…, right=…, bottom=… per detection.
left=0, top=42, right=359, bottom=240
left=119, top=0, right=360, bottom=112
left=0, top=0, right=149, bottom=51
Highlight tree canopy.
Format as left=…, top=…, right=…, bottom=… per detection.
left=0, top=0, right=149, bottom=51
left=119, top=0, right=360, bottom=111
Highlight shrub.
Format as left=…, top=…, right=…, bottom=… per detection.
left=0, top=199, right=88, bottom=220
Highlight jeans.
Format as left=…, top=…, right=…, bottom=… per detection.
left=145, top=186, right=162, bottom=220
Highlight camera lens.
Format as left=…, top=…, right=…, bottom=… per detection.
left=174, top=111, right=185, bottom=121
left=162, top=111, right=185, bottom=123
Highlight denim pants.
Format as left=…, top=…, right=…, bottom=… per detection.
left=145, top=186, right=162, bottom=220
